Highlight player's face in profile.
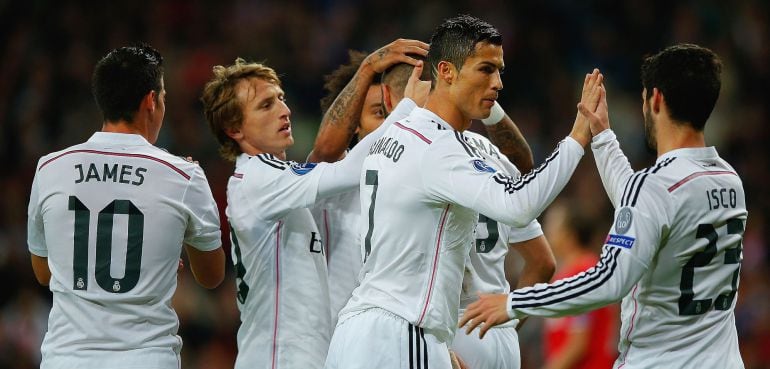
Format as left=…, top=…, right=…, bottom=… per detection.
left=358, top=84, right=385, bottom=140
left=235, top=78, right=293, bottom=155
left=642, top=88, right=657, bottom=152
left=451, top=42, right=504, bottom=124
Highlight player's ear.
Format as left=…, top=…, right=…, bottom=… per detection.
left=142, top=90, right=157, bottom=113
left=651, top=88, right=663, bottom=114
left=437, top=61, right=455, bottom=85
left=382, top=84, right=394, bottom=113
left=224, top=126, right=243, bottom=141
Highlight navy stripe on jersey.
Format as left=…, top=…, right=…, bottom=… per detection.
left=454, top=131, right=481, bottom=158
left=621, top=157, right=675, bottom=207
left=256, top=154, right=286, bottom=170
left=510, top=247, right=621, bottom=308
left=492, top=140, right=562, bottom=194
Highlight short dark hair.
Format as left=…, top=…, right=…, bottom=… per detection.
left=381, top=54, right=429, bottom=101
left=427, top=14, right=502, bottom=86
left=320, top=50, right=381, bottom=114
left=92, top=43, right=164, bottom=123
left=641, top=43, right=722, bottom=131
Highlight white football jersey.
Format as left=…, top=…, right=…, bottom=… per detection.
left=227, top=98, right=416, bottom=369
left=340, top=107, right=584, bottom=342
left=507, top=130, right=747, bottom=369
left=461, top=131, right=543, bottom=308
left=452, top=132, right=544, bottom=369
left=27, top=132, right=221, bottom=369
left=227, top=154, right=332, bottom=369
left=310, top=189, right=362, bottom=328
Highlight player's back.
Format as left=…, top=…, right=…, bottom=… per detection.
left=28, top=132, right=221, bottom=368
left=618, top=147, right=746, bottom=368
left=341, top=109, right=478, bottom=343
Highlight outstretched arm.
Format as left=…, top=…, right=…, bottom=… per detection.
left=308, top=39, right=429, bottom=163
left=482, top=110, right=534, bottom=174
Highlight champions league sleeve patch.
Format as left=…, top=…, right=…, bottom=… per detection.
left=605, top=234, right=635, bottom=249
left=471, top=159, right=497, bottom=173
left=290, top=162, right=317, bottom=176
left=614, top=207, right=633, bottom=234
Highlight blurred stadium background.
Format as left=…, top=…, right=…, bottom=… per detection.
left=1, top=0, right=768, bottom=368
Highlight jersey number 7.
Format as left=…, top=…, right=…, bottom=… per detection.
left=68, top=195, right=143, bottom=293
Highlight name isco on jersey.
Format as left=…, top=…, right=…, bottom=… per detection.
left=74, top=163, right=147, bottom=186
left=368, top=136, right=405, bottom=162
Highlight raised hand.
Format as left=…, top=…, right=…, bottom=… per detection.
left=578, top=85, right=610, bottom=135
left=403, top=61, right=431, bottom=106
left=569, top=69, right=603, bottom=147
left=364, top=38, right=429, bottom=74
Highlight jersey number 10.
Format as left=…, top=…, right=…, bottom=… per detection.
left=68, top=195, right=143, bottom=294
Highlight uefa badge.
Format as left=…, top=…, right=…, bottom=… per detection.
left=615, top=207, right=633, bottom=235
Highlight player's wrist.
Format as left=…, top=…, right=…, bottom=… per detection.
left=506, top=292, right=516, bottom=319
left=481, top=101, right=505, bottom=126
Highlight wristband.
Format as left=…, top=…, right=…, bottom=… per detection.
left=481, top=101, right=505, bottom=126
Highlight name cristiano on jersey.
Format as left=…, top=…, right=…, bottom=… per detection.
left=368, top=136, right=405, bottom=162
left=75, top=163, right=147, bottom=186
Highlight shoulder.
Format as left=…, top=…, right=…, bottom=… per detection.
left=428, top=130, right=484, bottom=160
left=618, top=158, right=678, bottom=208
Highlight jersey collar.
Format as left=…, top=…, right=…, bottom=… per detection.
left=87, top=132, right=150, bottom=146
left=410, top=108, right=455, bottom=131
left=658, top=146, right=718, bottom=162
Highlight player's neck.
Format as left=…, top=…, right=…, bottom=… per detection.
left=102, top=120, right=147, bottom=139
left=655, top=118, right=705, bottom=157
left=424, top=91, right=471, bottom=131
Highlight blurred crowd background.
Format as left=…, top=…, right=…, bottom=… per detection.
left=1, top=0, right=768, bottom=368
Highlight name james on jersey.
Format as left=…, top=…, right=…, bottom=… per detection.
left=74, top=162, right=148, bottom=186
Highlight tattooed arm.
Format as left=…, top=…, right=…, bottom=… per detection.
left=484, top=114, right=535, bottom=174
left=308, top=39, right=429, bottom=163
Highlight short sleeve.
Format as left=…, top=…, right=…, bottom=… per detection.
left=182, top=166, right=222, bottom=251
left=506, top=220, right=543, bottom=244
left=27, top=167, right=47, bottom=257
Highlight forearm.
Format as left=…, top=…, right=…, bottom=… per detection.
left=309, top=64, right=379, bottom=163
left=317, top=98, right=416, bottom=198
left=591, top=129, right=634, bottom=208
left=472, top=137, right=583, bottom=228
left=483, top=115, right=534, bottom=174
left=508, top=245, right=643, bottom=319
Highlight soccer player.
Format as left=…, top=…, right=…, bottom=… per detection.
left=541, top=201, right=617, bottom=369
left=460, top=44, right=747, bottom=369
left=309, top=51, right=388, bottom=328
left=27, top=44, right=225, bottom=369
left=452, top=129, right=556, bottom=369
left=200, top=39, right=428, bottom=369
left=324, top=15, right=600, bottom=369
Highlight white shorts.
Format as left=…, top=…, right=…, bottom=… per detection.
left=325, top=308, right=452, bottom=369
left=450, top=325, right=520, bottom=369
left=41, top=346, right=181, bottom=369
